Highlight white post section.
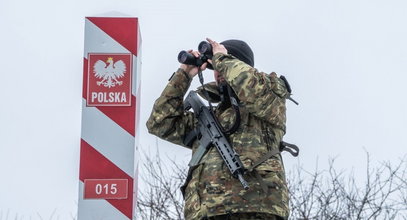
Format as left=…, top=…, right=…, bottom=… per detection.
left=78, top=17, right=141, bottom=220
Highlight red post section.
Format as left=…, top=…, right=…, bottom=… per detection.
left=78, top=17, right=141, bottom=220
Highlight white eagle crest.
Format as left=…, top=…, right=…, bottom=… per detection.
left=93, top=57, right=126, bottom=88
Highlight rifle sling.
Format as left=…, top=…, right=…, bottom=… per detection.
left=224, top=85, right=241, bottom=135
left=247, top=141, right=299, bottom=194
left=280, top=141, right=300, bottom=157
left=247, top=141, right=299, bottom=173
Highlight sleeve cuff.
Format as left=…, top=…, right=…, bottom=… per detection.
left=165, top=68, right=193, bottom=94
left=212, top=53, right=238, bottom=77
left=178, top=68, right=192, bottom=82
left=168, top=68, right=192, bottom=82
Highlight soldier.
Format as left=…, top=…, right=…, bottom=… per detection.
left=147, top=38, right=292, bottom=220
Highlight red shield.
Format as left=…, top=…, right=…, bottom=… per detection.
left=87, top=53, right=132, bottom=106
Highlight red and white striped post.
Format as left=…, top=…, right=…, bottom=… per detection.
left=78, top=17, right=141, bottom=220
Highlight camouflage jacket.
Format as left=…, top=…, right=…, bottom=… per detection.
left=146, top=53, right=290, bottom=220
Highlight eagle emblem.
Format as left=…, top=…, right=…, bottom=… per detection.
left=93, top=57, right=126, bottom=88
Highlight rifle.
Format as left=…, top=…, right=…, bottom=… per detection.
left=184, top=90, right=249, bottom=190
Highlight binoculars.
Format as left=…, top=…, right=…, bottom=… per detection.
left=178, top=41, right=214, bottom=70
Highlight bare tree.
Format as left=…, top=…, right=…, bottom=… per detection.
left=288, top=154, right=407, bottom=220
left=136, top=151, right=407, bottom=220
left=136, top=150, right=186, bottom=220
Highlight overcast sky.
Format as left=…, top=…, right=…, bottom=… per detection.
left=1, top=0, right=406, bottom=219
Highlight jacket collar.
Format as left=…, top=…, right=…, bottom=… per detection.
left=196, top=82, right=221, bottom=103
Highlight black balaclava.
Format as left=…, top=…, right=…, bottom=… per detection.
left=221, top=39, right=254, bottom=67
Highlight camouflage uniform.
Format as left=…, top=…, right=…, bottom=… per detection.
left=147, top=53, right=290, bottom=220
left=205, top=213, right=282, bottom=220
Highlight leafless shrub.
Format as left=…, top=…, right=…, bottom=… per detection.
left=136, top=150, right=186, bottom=220
left=288, top=154, right=407, bottom=220
left=136, top=151, right=407, bottom=220
left=0, top=208, right=71, bottom=220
